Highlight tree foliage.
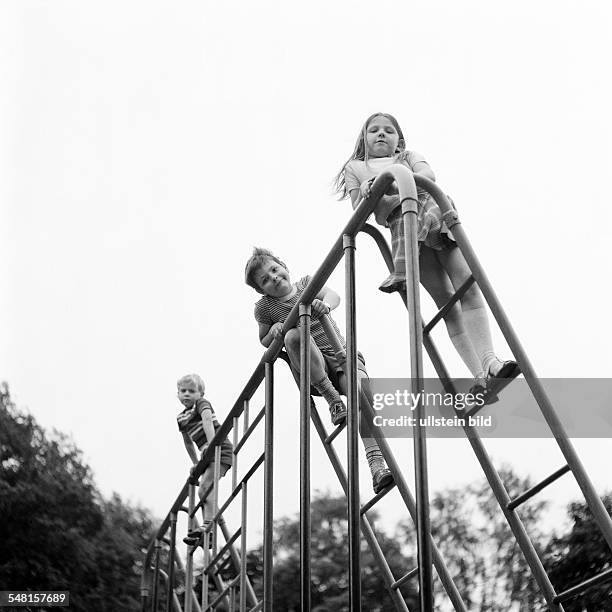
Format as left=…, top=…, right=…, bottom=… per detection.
left=0, top=382, right=156, bottom=611
left=394, top=467, right=552, bottom=610
left=544, top=494, right=612, bottom=611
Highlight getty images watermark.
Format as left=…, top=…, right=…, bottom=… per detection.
left=372, top=387, right=490, bottom=430
left=365, top=378, right=612, bottom=438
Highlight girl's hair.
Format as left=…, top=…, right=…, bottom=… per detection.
left=244, top=247, right=289, bottom=294
left=177, top=373, right=205, bottom=394
left=333, top=112, right=406, bottom=200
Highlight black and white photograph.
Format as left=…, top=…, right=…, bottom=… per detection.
left=2, top=2, right=611, bottom=610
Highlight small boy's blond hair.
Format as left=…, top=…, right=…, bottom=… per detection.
left=177, top=373, right=205, bottom=394
left=244, top=247, right=289, bottom=294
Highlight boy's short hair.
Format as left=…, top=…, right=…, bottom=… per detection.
left=244, top=247, right=289, bottom=294
left=177, top=373, right=205, bottom=394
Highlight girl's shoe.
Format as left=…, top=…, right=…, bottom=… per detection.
left=485, top=360, right=520, bottom=399
left=378, top=274, right=406, bottom=294
left=329, top=400, right=347, bottom=426
left=469, top=360, right=520, bottom=407
left=468, top=376, right=498, bottom=406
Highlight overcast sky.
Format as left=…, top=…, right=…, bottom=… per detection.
left=2, top=0, right=611, bottom=549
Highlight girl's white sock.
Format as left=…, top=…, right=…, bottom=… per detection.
left=461, top=306, right=502, bottom=376
left=449, top=331, right=483, bottom=378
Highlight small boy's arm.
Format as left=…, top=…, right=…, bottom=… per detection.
left=200, top=408, right=216, bottom=448
left=182, top=432, right=199, bottom=465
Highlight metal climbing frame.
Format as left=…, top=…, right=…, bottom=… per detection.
left=142, top=164, right=612, bottom=611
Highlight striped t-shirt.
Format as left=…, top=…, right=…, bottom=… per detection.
left=253, top=275, right=346, bottom=358
left=176, top=397, right=221, bottom=450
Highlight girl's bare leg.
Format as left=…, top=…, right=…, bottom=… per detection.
left=435, top=246, right=503, bottom=376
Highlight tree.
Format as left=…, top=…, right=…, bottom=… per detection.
left=0, top=382, right=155, bottom=611
left=544, top=494, right=612, bottom=612
left=247, top=493, right=418, bottom=611
left=398, top=466, right=549, bottom=610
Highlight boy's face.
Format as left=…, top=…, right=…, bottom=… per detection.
left=255, top=259, right=293, bottom=298
left=177, top=382, right=203, bottom=408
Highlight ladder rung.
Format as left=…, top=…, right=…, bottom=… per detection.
left=552, top=567, right=612, bottom=604
left=423, top=276, right=475, bottom=335
left=507, top=465, right=571, bottom=511
left=324, top=421, right=346, bottom=445
left=360, top=482, right=396, bottom=515
left=391, top=566, right=419, bottom=590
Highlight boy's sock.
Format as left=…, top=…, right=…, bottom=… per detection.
left=363, top=440, right=386, bottom=476
left=313, top=376, right=342, bottom=406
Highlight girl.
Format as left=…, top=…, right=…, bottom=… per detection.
left=334, top=112, right=518, bottom=394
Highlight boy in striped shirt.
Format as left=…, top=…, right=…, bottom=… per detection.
left=176, top=373, right=233, bottom=546
left=245, top=248, right=394, bottom=493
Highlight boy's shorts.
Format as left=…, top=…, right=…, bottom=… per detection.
left=199, top=439, right=234, bottom=468
left=288, top=342, right=368, bottom=395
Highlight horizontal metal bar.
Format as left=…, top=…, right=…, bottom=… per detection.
left=234, top=406, right=266, bottom=454
left=553, top=567, right=612, bottom=604
left=324, top=421, right=346, bottom=445
left=215, top=453, right=265, bottom=519
left=360, top=482, right=396, bottom=515
left=391, top=567, right=419, bottom=590
left=507, top=465, right=571, bottom=511
left=423, top=276, right=475, bottom=335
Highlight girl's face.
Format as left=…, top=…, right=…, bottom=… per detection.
left=256, top=259, right=293, bottom=298
left=365, top=115, right=400, bottom=158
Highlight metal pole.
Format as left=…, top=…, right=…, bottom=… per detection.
left=343, top=233, right=361, bottom=610
left=263, top=362, right=274, bottom=611
left=151, top=540, right=161, bottom=612
left=299, top=302, right=312, bottom=612
left=402, top=195, right=433, bottom=611
left=165, top=513, right=177, bottom=612
left=185, top=482, right=196, bottom=612
left=240, top=481, right=248, bottom=612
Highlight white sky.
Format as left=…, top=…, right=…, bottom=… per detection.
left=2, top=0, right=611, bottom=553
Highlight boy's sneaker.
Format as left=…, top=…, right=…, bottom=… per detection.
left=183, top=524, right=213, bottom=549
left=372, top=467, right=394, bottom=494
left=329, top=400, right=347, bottom=426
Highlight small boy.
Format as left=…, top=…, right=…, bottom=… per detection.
left=244, top=247, right=394, bottom=493
left=175, top=373, right=233, bottom=546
